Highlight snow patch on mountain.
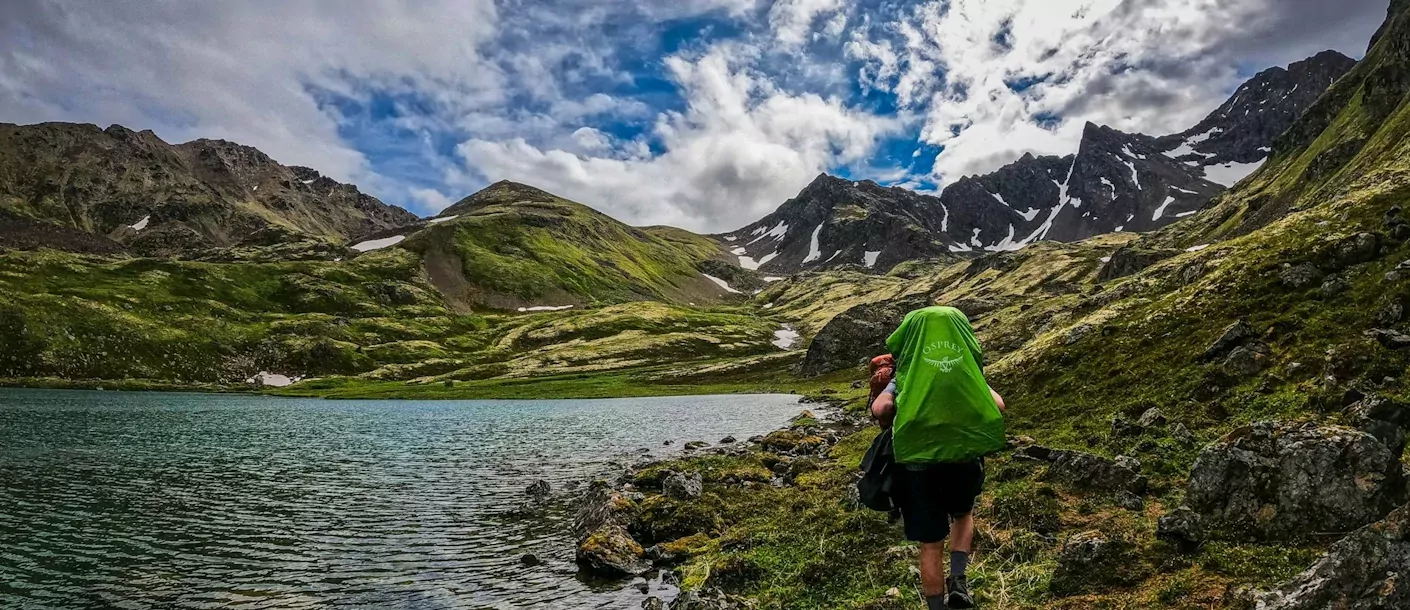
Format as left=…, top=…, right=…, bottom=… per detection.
left=1152, top=196, right=1177, bottom=221
left=703, top=274, right=741, bottom=293
left=130, top=215, right=150, bottom=231
left=1203, top=159, right=1265, bottom=186
left=351, top=235, right=405, bottom=252
left=802, top=223, right=824, bottom=264
left=864, top=251, right=881, bottom=268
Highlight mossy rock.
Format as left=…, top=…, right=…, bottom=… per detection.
left=629, top=493, right=725, bottom=545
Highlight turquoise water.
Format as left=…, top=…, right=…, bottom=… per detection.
left=0, top=389, right=803, bottom=609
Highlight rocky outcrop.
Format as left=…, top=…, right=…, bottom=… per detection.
left=799, top=297, right=927, bottom=376
left=663, top=471, right=703, bottom=501
left=1254, top=503, right=1410, bottom=610
left=1050, top=531, right=1147, bottom=596
left=573, top=480, right=647, bottom=577
left=1014, top=445, right=1147, bottom=495
left=1186, top=421, right=1408, bottom=541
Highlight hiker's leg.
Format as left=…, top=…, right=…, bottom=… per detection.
left=919, top=540, right=947, bottom=597
left=949, top=512, right=974, bottom=553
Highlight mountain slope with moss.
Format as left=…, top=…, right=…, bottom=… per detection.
left=576, top=3, right=1410, bottom=608
left=403, top=181, right=738, bottom=311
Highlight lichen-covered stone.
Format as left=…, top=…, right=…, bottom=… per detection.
left=1050, top=531, right=1145, bottom=596
left=1186, top=421, right=1408, bottom=541
left=663, top=471, right=703, bottom=500
left=1254, top=503, right=1410, bottom=610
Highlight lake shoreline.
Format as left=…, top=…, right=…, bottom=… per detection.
left=560, top=390, right=870, bottom=608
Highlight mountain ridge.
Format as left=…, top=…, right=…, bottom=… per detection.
left=724, top=49, right=1357, bottom=274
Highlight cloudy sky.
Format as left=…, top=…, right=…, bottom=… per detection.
left=0, top=0, right=1390, bottom=232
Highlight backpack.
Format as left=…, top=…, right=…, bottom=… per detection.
left=856, top=427, right=898, bottom=511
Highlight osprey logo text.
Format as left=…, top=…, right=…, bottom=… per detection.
left=920, top=340, right=964, bottom=372
left=923, top=354, right=963, bottom=372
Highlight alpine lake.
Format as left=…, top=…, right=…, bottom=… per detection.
left=0, top=388, right=806, bottom=609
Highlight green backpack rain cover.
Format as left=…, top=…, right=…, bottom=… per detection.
left=885, top=306, right=1006, bottom=464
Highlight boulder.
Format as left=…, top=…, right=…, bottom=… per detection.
left=1038, top=448, right=1147, bottom=495
left=578, top=525, right=647, bottom=577
left=1329, top=232, right=1380, bottom=269
left=1137, top=408, right=1168, bottom=428
left=1346, top=395, right=1410, bottom=457
left=799, top=297, right=927, bottom=376
left=1201, top=319, right=1255, bottom=361
left=1254, top=503, right=1410, bottom=610
left=519, top=552, right=543, bottom=566
left=1319, top=274, right=1350, bottom=297
left=1367, top=328, right=1410, bottom=350
left=1223, top=343, right=1271, bottom=377
left=663, top=471, right=704, bottom=501
left=643, top=597, right=665, bottom=610
left=669, top=589, right=747, bottom=610
left=1171, top=423, right=1197, bottom=445
left=683, top=441, right=709, bottom=451
left=1050, top=531, right=1145, bottom=596
left=1186, top=421, right=1408, bottom=541
left=718, top=436, right=736, bottom=444
left=573, top=480, right=646, bottom=577
left=526, top=479, right=551, bottom=497
left=1156, top=506, right=1205, bottom=552
left=1280, top=263, right=1325, bottom=289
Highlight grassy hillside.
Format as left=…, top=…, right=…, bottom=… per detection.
left=407, top=181, right=737, bottom=311
left=609, top=4, right=1410, bottom=609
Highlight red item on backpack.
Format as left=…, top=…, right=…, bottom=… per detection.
left=868, top=354, right=896, bottom=405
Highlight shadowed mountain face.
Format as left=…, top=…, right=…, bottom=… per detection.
left=0, top=122, right=417, bottom=256
left=725, top=50, right=1356, bottom=274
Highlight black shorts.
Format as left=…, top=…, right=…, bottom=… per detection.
left=895, top=460, right=985, bottom=543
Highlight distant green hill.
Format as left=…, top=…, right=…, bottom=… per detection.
left=405, top=181, right=737, bottom=311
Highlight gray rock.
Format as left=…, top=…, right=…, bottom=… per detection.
left=663, top=471, right=703, bottom=500
left=1114, top=491, right=1144, bottom=511
left=573, top=480, right=647, bottom=577
left=1201, top=319, right=1254, bottom=361
left=1367, top=328, right=1410, bottom=350
left=1042, top=448, right=1147, bottom=495
left=669, top=589, right=745, bottom=610
left=1172, top=423, right=1197, bottom=445
left=1050, top=531, right=1143, bottom=596
left=1137, top=408, right=1168, bottom=428
left=718, top=436, right=736, bottom=444
left=1223, top=343, right=1270, bottom=376
left=1064, top=324, right=1097, bottom=345
left=526, top=479, right=551, bottom=497
left=642, top=597, right=665, bottom=610
left=1329, top=232, right=1380, bottom=269
left=1111, top=414, right=1143, bottom=437
left=1280, top=263, right=1325, bottom=289
left=1186, top=421, right=1408, bottom=541
left=1347, top=395, right=1410, bottom=457
left=1254, top=503, right=1410, bottom=610
left=683, top=441, right=708, bottom=451
left=1376, top=299, right=1405, bottom=326
left=799, top=296, right=928, bottom=377
left=1156, top=506, right=1205, bottom=552
left=1319, top=274, right=1350, bottom=297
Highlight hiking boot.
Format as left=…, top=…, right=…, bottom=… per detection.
left=945, top=575, right=975, bottom=609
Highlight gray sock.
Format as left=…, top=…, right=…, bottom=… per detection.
left=950, top=550, right=970, bottom=579
left=925, top=594, right=947, bottom=610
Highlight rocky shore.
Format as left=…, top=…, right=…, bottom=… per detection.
left=540, top=389, right=1410, bottom=609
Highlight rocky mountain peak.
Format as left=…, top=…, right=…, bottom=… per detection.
left=441, top=180, right=564, bottom=216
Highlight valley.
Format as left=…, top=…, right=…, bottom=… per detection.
left=4, top=2, right=1410, bottom=608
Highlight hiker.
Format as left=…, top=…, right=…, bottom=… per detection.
left=870, top=306, right=1006, bottom=610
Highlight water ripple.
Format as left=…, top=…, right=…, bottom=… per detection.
left=0, top=389, right=802, bottom=609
